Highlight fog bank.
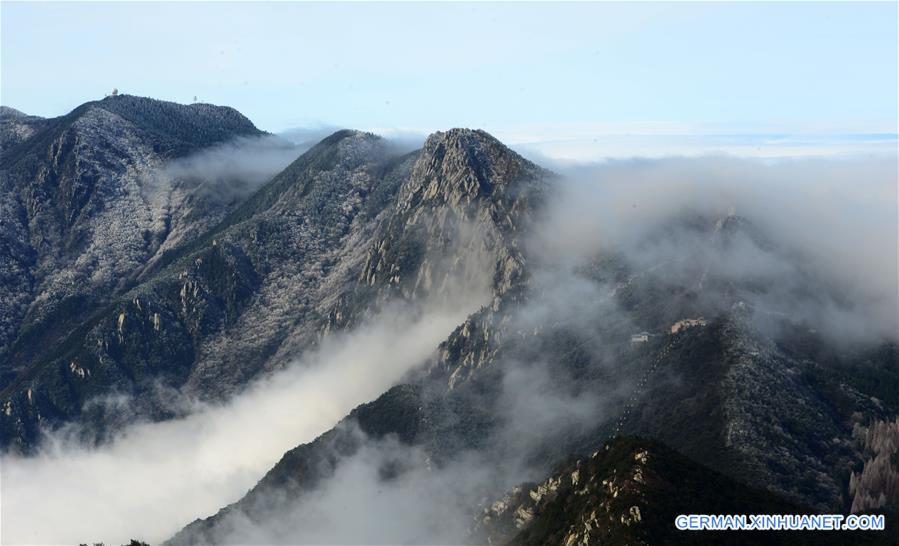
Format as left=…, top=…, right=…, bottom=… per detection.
left=534, top=154, right=898, bottom=344
left=0, top=302, right=476, bottom=545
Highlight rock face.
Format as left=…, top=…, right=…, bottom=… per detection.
left=357, top=129, right=544, bottom=305
left=475, top=436, right=889, bottom=546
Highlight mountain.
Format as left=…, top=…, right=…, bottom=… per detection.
left=166, top=211, right=899, bottom=542
left=0, top=114, right=546, bottom=451
left=0, top=95, right=269, bottom=447
left=2, top=96, right=896, bottom=543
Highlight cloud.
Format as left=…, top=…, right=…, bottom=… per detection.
left=193, top=152, right=899, bottom=545
left=164, top=356, right=615, bottom=545
left=531, top=154, right=898, bottom=344
left=497, top=122, right=898, bottom=163
left=277, top=125, right=344, bottom=152
left=366, top=128, right=428, bottom=155
left=194, top=437, right=492, bottom=545
left=0, top=299, right=480, bottom=546
left=156, top=134, right=300, bottom=202
left=4, top=143, right=895, bottom=546
left=280, top=125, right=428, bottom=159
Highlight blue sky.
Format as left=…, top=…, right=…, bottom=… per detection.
left=2, top=2, right=896, bottom=159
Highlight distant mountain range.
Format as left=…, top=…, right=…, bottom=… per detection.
left=1, top=96, right=896, bottom=544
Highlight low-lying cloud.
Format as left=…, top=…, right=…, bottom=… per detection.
left=0, top=301, right=478, bottom=546
left=3, top=144, right=895, bottom=545
left=280, top=125, right=427, bottom=155
left=277, top=125, right=344, bottom=152
left=158, top=134, right=300, bottom=201
left=202, top=152, right=899, bottom=544
left=166, top=357, right=615, bottom=545
left=532, top=154, right=898, bottom=344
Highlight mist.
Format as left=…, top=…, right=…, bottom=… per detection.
left=3, top=144, right=895, bottom=545
left=166, top=357, right=615, bottom=545
left=532, top=154, right=899, bottom=345
left=174, top=270, right=634, bottom=545
left=200, top=153, right=899, bottom=544
left=278, top=126, right=427, bottom=157
left=0, top=300, right=479, bottom=546
left=157, top=134, right=300, bottom=201
left=277, top=125, right=344, bottom=152
left=151, top=127, right=423, bottom=213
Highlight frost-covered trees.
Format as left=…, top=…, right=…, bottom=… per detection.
left=849, top=417, right=899, bottom=512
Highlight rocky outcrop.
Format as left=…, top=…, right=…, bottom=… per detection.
left=475, top=436, right=888, bottom=546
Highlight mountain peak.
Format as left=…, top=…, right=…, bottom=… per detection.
left=402, top=128, right=545, bottom=210
left=86, top=94, right=263, bottom=152
left=301, top=128, right=382, bottom=160
left=2, top=94, right=264, bottom=165
left=421, top=128, right=521, bottom=173
left=424, top=127, right=500, bottom=147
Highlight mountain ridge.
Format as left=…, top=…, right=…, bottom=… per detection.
left=0, top=104, right=549, bottom=452
left=2, top=95, right=896, bottom=544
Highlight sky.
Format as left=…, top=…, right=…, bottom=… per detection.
left=1, top=1, right=897, bottom=159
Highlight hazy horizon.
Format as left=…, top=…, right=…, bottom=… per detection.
left=3, top=2, right=896, bottom=160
